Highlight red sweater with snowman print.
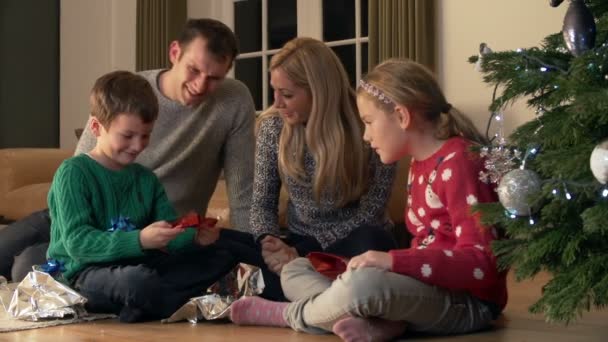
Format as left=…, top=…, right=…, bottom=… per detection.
left=389, top=137, right=508, bottom=311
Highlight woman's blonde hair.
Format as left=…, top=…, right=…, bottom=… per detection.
left=257, top=37, right=370, bottom=206
left=357, top=58, right=488, bottom=145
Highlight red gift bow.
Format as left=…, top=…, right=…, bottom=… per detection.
left=306, top=252, right=349, bottom=280
left=172, top=212, right=218, bottom=229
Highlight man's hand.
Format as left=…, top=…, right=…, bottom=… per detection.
left=196, top=225, right=221, bottom=246
left=347, top=251, right=393, bottom=271
left=261, top=235, right=298, bottom=274
left=139, top=221, right=185, bottom=250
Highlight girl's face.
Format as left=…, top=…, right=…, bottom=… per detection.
left=270, top=67, right=312, bottom=125
left=357, top=96, right=409, bottom=164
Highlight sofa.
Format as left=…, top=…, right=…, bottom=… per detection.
left=0, top=148, right=410, bottom=242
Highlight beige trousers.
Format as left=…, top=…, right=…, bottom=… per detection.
left=281, top=257, right=494, bottom=335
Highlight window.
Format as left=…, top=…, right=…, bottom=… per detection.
left=227, top=0, right=368, bottom=111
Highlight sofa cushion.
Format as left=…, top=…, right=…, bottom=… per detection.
left=1, top=183, right=52, bottom=221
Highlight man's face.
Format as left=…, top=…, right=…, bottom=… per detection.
left=168, top=37, right=232, bottom=107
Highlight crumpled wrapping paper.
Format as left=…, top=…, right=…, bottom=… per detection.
left=3, top=271, right=87, bottom=321
left=0, top=276, right=11, bottom=312
left=162, top=263, right=265, bottom=323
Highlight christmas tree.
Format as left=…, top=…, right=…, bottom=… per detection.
left=469, top=0, right=608, bottom=323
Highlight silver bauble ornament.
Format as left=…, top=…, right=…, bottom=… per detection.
left=562, top=0, right=596, bottom=56
left=497, top=169, right=542, bottom=216
left=590, top=140, right=608, bottom=184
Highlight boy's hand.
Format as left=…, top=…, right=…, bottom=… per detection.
left=140, top=221, right=185, bottom=250
left=347, top=251, right=393, bottom=271
left=261, top=235, right=298, bottom=274
left=195, top=225, right=221, bottom=246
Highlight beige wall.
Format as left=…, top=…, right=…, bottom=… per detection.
left=436, top=0, right=567, bottom=136
left=59, top=0, right=567, bottom=148
left=60, top=0, right=136, bottom=149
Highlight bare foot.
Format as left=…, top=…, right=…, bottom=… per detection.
left=333, top=316, right=406, bottom=342
left=230, top=296, right=289, bottom=327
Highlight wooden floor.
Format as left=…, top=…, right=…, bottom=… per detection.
left=1, top=272, right=607, bottom=342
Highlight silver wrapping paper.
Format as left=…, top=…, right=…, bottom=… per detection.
left=0, top=276, right=10, bottom=312
left=163, top=263, right=265, bottom=323
left=7, top=271, right=88, bottom=321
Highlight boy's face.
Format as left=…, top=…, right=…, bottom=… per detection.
left=167, top=37, right=232, bottom=107
left=91, top=113, right=154, bottom=170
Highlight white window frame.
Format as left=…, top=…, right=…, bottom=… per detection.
left=218, top=0, right=368, bottom=111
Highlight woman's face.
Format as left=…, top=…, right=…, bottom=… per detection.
left=270, top=67, right=312, bottom=125
left=358, top=96, right=409, bottom=164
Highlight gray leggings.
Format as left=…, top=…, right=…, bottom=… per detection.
left=281, top=258, right=495, bottom=335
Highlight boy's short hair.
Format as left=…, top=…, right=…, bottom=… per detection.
left=177, top=18, right=238, bottom=63
left=90, top=70, right=158, bottom=127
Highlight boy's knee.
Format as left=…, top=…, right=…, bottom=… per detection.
left=11, top=243, right=49, bottom=282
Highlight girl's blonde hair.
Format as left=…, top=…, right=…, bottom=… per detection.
left=357, top=58, right=488, bottom=145
left=257, top=37, right=370, bottom=206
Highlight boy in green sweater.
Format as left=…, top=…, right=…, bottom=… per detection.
left=46, top=70, right=235, bottom=323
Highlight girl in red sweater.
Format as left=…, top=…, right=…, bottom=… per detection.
left=230, top=59, right=507, bottom=341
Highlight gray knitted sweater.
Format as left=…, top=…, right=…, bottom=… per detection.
left=250, top=116, right=396, bottom=249
left=75, top=69, right=256, bottom=231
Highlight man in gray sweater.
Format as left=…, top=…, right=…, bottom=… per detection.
left=0, top=18, right=255, bottom=283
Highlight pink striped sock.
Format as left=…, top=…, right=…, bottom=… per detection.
left=230, top=296, right=289, bottom=327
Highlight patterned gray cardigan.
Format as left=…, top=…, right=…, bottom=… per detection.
left=249, top=116, right=396, bottom=249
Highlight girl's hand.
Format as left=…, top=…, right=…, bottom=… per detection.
left=139, top=221, right=185, bottom=250
left=196, top=225, right=221, bottom=246
left=261, top=235, right=298, bottom=274
left=347, top=251, right=393, bottom=271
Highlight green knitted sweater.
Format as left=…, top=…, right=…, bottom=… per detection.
left=47, top=154, right=196, bottom=281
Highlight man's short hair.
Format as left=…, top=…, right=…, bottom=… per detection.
left=177, top=18, right=239, bottom=62
left=90, top=70, right=158, bottom=127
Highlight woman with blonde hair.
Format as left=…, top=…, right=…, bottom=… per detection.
left=213, top=37, right=397, bottom=300
left=230, top=59, right=506, bottom=341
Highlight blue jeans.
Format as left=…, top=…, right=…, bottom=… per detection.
left=72, top=246, right=237, bottom=323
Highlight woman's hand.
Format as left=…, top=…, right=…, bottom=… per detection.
left=347, top=251, right=393, bottom=271
left=195, top=225, right=221, bottom=246
left=261, top=235, right=298, bottom=274
left=139, top=221, right=184, bottom=250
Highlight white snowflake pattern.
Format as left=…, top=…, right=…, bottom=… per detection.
left=474, top=245, right=485, bottom=251
left=431, top=219, right=441, bottom=229
left=418, top=175, right=424, bottom=185
left=444, top=152, right=456, bottom=161
left=443, top=250, right=454, bottom=257
left=441, top=168, right=452, bottom=182
left=417, top=245, right=427, bottom=250
left=466, top=194, right=478, bottom=205
left=421, top=264, right=432, bottom=278
left=417, top=207, right=426, bottom=217
left=455, top=225, right=462, bottom=237
left=473, top=268, right=485, bottom=280
left=407, top=195, right=412, bottom=206
left=416, top=226, right=425, bottom=232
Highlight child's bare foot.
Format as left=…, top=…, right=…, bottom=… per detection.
left=332, top=316, right=406, bottom=342
left=230, top=296, right=289, bottom=327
